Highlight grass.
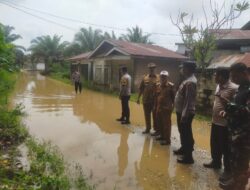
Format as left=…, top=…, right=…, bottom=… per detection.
left=0, top=68, right=94, bottom=190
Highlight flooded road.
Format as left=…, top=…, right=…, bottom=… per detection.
left=12, top=72, right=220, bottom=190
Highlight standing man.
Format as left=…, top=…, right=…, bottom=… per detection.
left=116, top=66, right=131, bottom=125
left=137, top=63, right=160, bottom=134
left=155, top=70, right=175, bottom=145
left=72, top=69, right=82, bottom=94
left=203, top=68, right=237, bottom=172
left=219, top=62, right=250, bottom=190
left=174, top=61, right=197, bottom=164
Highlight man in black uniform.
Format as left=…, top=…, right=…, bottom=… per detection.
left=219, top=62, right=250, bottom=190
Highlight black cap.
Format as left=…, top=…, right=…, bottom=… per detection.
left=121, top=66, right=128, bottom=72
left=182, top=61, right=196, bottom=72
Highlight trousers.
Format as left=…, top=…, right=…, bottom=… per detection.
left=176, top=112, right=195, bottom=155
left=158, top=110, right=172, bottom=143
left=121, top=96, right=130, bottom=121
left=210, top=123, right=230, bottom=170
left=143, top=102, right=154, bottom=131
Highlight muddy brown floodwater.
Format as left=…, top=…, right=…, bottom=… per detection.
left=11, top=72, right=221, bottom=190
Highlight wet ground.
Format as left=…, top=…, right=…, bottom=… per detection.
left=11, top=72, right=221, bottom=190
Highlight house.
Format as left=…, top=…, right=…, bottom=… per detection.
left=175, top=21, right=250, bottom=113
left=87, top=39, right=187, bottom=92
left=66, top=52, right=92, bottom=81
left=207, top=27, right=250, bottom=69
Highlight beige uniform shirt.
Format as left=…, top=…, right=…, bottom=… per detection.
left=139, top=74, right=160, bottom=104
left=212, top=81, right=238, bottom=127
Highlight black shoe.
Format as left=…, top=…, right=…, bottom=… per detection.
left=156, top=137, right=164, bottom=141
left=177, top=156, right=194, bottom=164
left=203, top=161, right=221, bottom=169
left=151, top=132, right=160, bottom=136
left=219, top=172, right=234, bottom=189
left=142, top=130, right=150, bottom=134
left=219, top=171, right=233, bottom=182
left=173, top=148, right=184, bottom=155
left=116, top=118, right=125, bottom=121
left=160, top=140, right=170, bottom=146
left=121, top=121, right=130, bottom=125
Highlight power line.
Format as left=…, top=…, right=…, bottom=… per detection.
left=0, top=1, right=77, bottom=31
left=1, top=0, right=181, bottom=37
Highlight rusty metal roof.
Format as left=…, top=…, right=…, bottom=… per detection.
left=208, top=53, right=250, bottom=69
left=66, top=52, right=91, bottom=61
left=211, top=29, right=250, bottom=40
left=89, top=39, right=187, bottom=59
left=107, top=39, right=187, bottom=59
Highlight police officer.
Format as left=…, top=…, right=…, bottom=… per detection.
left=219, top=62, right=250, bottom=190
left=116, top=66, right=131, bottom=124
left=174, top=61, right=197, bottom=164
left=137, top=63, right=160, bottom=134
left=155, top=70, right=175, bottom=145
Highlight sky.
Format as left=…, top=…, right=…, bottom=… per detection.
left=0, top=0, right=249, bottom=51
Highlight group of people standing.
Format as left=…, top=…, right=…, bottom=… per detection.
left=117, top=61, right=250, bottom=190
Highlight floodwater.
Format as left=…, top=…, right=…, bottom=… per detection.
left=11, top=72, right=221, bottom=190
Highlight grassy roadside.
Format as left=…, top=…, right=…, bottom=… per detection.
left=0, top=69, right=94, bottom=189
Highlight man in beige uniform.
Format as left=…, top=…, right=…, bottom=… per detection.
left=137, top=63, right=160, bottom=134
left=204, top=68, right=237, bottom=171
left=155, top=71, right=175, bottom=145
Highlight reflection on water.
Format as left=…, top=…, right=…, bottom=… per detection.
left=11, top=72, right=220, bottom=190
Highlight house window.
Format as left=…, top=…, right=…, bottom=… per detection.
left=104, top=67, right=109, bottom=84
left=95, top=67, right=102, bottom=83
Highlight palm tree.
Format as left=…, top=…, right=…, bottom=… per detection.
left=29, top=35, right=69, bottom=73
left=121, top=26, right=153, bottom=44
left=74, top=27, right=104, bottom=52
left=1, top=24, right=26, bottom=68
left=103, top=31, right=117, bottom=40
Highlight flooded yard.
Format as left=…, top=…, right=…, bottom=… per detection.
left=11, top=72, right=220, bottom=190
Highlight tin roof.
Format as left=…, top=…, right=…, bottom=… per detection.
left=66, top=52, right=91, bottom=61
left=210, top=29, right=250, bottom=40
left=89, top=39, right=187, bottom=59
left=109, top=39, right=187, bottom=59
left=208, top=53, right=250, bottom=69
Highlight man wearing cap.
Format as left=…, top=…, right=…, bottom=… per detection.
left=174, top=61, right=197, bottom=164
left=137, top=63, right=160, bottom=134
left=155, top=70, right=175, bottom=145
left=116, top=66, right=131, bottom=124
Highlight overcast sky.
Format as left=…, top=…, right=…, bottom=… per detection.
left=0, top=0, right=249, bottom=51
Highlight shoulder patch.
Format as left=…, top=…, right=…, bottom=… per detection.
left=168, top=82, right=174, bottom=86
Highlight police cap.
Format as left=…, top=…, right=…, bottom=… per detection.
left=182, top=61, right=196, bottom=72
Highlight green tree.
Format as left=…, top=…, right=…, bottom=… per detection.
left=29, top=35, right=69, bottom=73
left=0, top=25, right=15, bottom=70
left=103, top=31, right=117, bottom=40
left=1, top=24, right=26, bottom=68
left=120, top=26, right=153, bottom=44
left=171, top=0, right=249, bottom=71
left=74, top=27, right=103, bottom=52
